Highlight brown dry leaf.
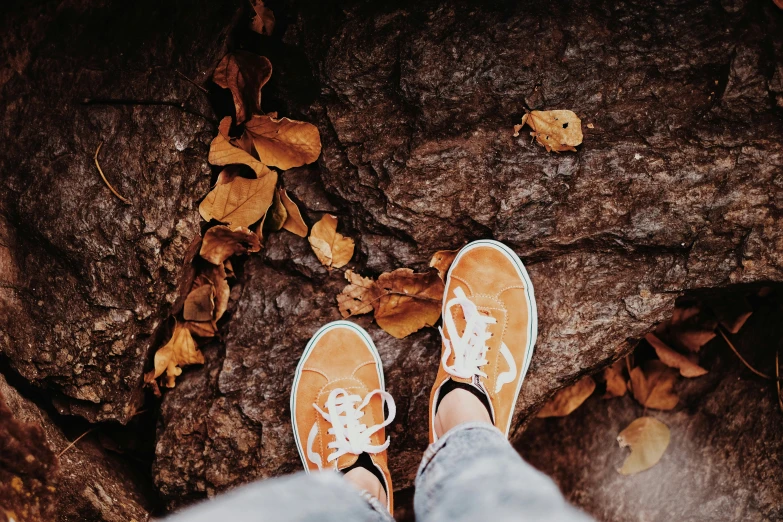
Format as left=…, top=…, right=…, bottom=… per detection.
left=200, top=263, right=230, bottom=321
left=185, top=321, right=217, bottom=338
left=515, top=110, right=583, bottom=153
left=671, top=329, right=716, bottom=353
left=245, top=114, right=322, bottom=170
left=429, top=249, right=459, bottom=280
left=209, top=118, right=275, bottom=178
left=709, top=297, right=753, bottom=334
left=370, top=268, right=444, bottom=339
left=249, top=0, right=275, bottom=35
left=337, top=270, right=375, bottom=318
left=263, top=189, right=288, bottom=232
left=537, top=376, right=596, bottom=418
left=200, top=225, right=261, bottom=265
left=308, top=214, right=354, bottom=269
left=279, top=189, right=308, bottom=237
left=183, top=283, right=215, bottom=322
left=212, top=51, right=272, bottom=123
left=603, top=359, right=627, bottom=398
left=617, top=417, right=670, bottom=475
left=646, top=332, right=707, bottom=378
left=199, top=170, right=278, bottom=228
left=171, top=235, right=203, bottom=316
left=776, top=0, right=783, bottom=9
left=224, top=259, right=235, bottom=279
left=668, top=305, right=717, bottom=352
left=629, top=360, right=679, bottom=410
left=144, top=324, right=205, bottom=389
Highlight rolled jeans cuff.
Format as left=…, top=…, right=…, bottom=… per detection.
left=357, top=488, right=395, bottom=522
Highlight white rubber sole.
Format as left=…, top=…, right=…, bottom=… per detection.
left=432, top=239, right=538, bottom=439
left=289, top=320, right=385, bottom=472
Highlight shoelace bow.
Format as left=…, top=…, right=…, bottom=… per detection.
left=440, top=287, right=497, bottom=380
left=311, top=388, right=396, bottom=465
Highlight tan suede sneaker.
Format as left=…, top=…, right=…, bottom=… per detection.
left=291, top=320, right=395, bottom=513
left=428, top=240, right=537, bottom=442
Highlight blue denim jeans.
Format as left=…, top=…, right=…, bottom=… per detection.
left=166, top=422, right=592, bottom=522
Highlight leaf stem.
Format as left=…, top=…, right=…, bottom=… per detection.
left=718, top=327, right=775, bottom=380
left=94, top=141, right=131, bottom=205
left=57, top=428, right=94, bottom=458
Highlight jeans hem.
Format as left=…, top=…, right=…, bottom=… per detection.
left=359, top=489, right=395, bottom=521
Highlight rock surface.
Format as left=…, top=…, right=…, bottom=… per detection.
left=0, top=0, right=781, bottom=518
left=519, top=295, right=783, bottom=522
left=0, top=374, right=149, bottom=521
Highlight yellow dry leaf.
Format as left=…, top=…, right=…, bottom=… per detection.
left=263, top=188, right=288, bottom=232
left=429, top=249, right=459, bottom=280
left=185, top=321, right=217, bottom=338
left=249, top=0, right=275, bottom=35
left=629, top=360, right=679, bottom=410
left=200, top=263, right=230, bottom=322
left=209, top=118, right=275, bottom=178
left=370, top=268, right=444, bottom=339
left=337, top=270, right=375, bottom=318
left=144, top=324, right=205, bottom=388
left=200, top=225, right=261, bottom=265
left=183, top=283, right=215, bottom=322
left=199, top=170, right=278, bottom=228
left=212, top=51, right=272, bottom=123
left=245, top=114, right=322, bottom=170
left=617, top=417, right=670, bottom=475
left=537, top=376, right=596, bottom=417
left=603, top=359, right=627, bottom=398
left=308, top=214, right=354, bottom=269
left=646, top=332, right=707, bottom=378
left=515, top=110, right=583, bottom=153
left=280, top=189, right=308, bottom=237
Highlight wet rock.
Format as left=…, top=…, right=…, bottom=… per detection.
left=0, top=374, right=149, bottom=521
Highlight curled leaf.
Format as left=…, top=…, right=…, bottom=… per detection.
left=200, top=225, right=261, bottom=265
left=245, top=114, right=322, bottom=170
left=263, top=189, right=288, bottom=232
left=171, top=235, right=203, bottom=316
left=185, top=321, right=217, bottom=338
left=200, top=263, right=230, bottom=322
left=515, top=110, right=583, bottom=153
left=629, top=360, right=679, bottom=410
left=199, top=169, right=278, bottom=228
left=617, top=417, right=670, bottom=475
left=646, top=332, right=707, bottom=378
left=183, top=283, right=215, bottom=322
left=370, top=268, right=444, bottom=339
left=537, top=376, right=596, bottom=418
left=212, top=51, right=272, bottom=123
left=249, top=0, right=275, bottom=35
left=144, top=324, right=205, bottom=389
left=280, top=189, right=308, bottom=237
left=308, top=214, right=354, bottom=269
left=337, top=270, right=375, bottom=318
left=602, top=359, right=627, bottom=398
left=429, top=249, right=459, bottom=280
left=209, top=118, right=275, bottom=178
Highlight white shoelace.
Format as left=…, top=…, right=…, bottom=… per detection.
left=310, top=388, right=396, bottom=467
left=440, top=287, right=497, bottom=380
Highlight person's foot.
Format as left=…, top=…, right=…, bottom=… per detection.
left=291, top=320, right=396, bottom=513
left=429, top=240, right=538, bottom=442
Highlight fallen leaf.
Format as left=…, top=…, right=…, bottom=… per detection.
left=617, top=417, right=670, bottom=475
left=245, top=114, right=322, bottom=170
left=212, top=51, right=272, bottom=123
left=646, top=332, right=707, bottom=378
left=429, top=249, right=459, bottom=280
left=185, top=321, right=217, bottom=338
left=370, top=268, right=444, bottom=339
left=671, top=329, right=716, bottom=353
left=209, top=118, right=275, bottom=178
left=171, top=236, right=203, bottom=316
left=337, top=270, right=375, bottom=318
left=183, top=283, right=215, bottom=322
left=224, top=259, right=235, bottom=279
left=537, top=376, right=596, bottom=417
left=776, top=0, right=783, bottom=9
left=279, top=189, right=308, bottom=237
left=144, top=324, right=205, bottom=388
left=200, top=262, right=230, bottom=321
left=308, top=214, right=354, bottom=269
left=629, top=360, right=679, bottom=410
left=603, top=359, right=627, bottom=398
left=199, top=170, right=278, bottom=228
left=249, top=0, right=275, bottom=35
left=263, top=188, right=288, bottom=232
left=709, top=297, right=753, bottom=334
left=669, top=305, right=717, bottom=352
left=200, top=225, right=261, bottom=265
left=515, top=110, right=583, bottom=153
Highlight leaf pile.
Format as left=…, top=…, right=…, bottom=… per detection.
left=145, top=20, right=332, bottom=391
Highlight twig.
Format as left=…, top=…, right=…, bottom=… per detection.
left=94, top=142, right=131, bottom=204
left=57, top=428, right=94, bottom=458
left=176, top=70, right=209, bottom=94
left=718, top=327, right=773, bottom=380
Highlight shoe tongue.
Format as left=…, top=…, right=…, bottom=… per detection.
left=336, top=452, right=360, bottom=471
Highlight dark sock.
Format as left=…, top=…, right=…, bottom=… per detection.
left=341, top=452, right=386, bottom=493
left=435, top=379, right=493, bottom=420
